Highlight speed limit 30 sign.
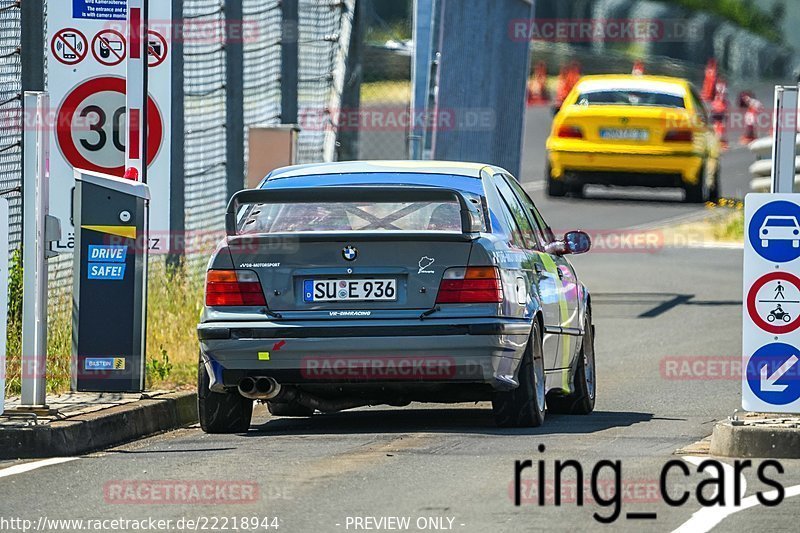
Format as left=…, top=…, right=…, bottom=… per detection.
left=56, top=76, right=163, bottom=175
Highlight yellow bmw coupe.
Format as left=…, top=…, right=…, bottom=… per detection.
left=545, top=75, right=721, bottom=203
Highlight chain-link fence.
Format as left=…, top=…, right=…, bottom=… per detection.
left=356, top=0, right=411, bottom=161
left=183, top=0, right=228, bottom=264
left=0, top=1, right=22, bottom=249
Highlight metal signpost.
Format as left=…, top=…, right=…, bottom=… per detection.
left=771, top=86, right=798, bottom=194
left=410, top=0, right=437, bottom=160
left=742, top=85, right=800, bottom=414
left=20, top=92, right=59, bottom=410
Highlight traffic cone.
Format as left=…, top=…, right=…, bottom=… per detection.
left=711, top=79, right=729, bottom=150
left=527, top=61, right=550, bottom=106
left=701, top=58, right=718, bottom=102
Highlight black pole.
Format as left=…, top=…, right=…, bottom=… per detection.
left=168, top=0, right=185, bottom=267
left=225, top=0, right=244, bottom=198
left=281, top=0, right=299, bottom=124
left=20, top=0, right=45, bottom=92
left=225, top=0, right=245, bottom=198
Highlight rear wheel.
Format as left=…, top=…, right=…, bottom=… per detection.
left=492, top=321, right=546, bottom=428
left=547, top=314, right=596, bottom=415
left=268, top=401, right=314, bottom=417
left=685, top=167, right=709, bottom=204
left=198, top=355, right=253, bottom=434
left=709, top=166, right=721, bottom=203
left=546, top=163, right=567, bottom=197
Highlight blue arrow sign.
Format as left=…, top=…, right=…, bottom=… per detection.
left=746, top=343, right=800, bottom=405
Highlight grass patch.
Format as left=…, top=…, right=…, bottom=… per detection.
left=361, top=80, right=411, bottom=105
left=144, top=259, right=203, bottom=391
left=670, top=0, right=784, bottom=43
left=710, top=199, right=745, bottom=241
left=4, top=256, right=203, bottom=397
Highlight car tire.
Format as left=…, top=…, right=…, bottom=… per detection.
left=492, top=320, right=546, bottom=428
left=546, top=163, right=567, bottom=198
left=763, top=240, right=769, bottom=248
left=710, top=167, right=721, bottom=203
left=267, top=401, right=314, bottom=417
left=197, top=355, right=253, bottom=434
left=685, top=167, right=709, bottom=204
left=547, top=314, right=596, bottom=415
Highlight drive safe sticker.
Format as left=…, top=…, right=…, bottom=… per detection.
left=87, top=245, right=128, bottom=280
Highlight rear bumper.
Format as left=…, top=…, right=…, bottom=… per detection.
left=198, top=319, right=531, bottom=391
left=548, top=149, right=703, bottom=185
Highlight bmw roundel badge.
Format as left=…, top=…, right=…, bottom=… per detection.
left=342, top=246, right=358, bottom=261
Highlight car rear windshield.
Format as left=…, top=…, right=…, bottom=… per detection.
left=576, top=90, right=686, bottom=108
left=238, top=199, right=477, bottom=234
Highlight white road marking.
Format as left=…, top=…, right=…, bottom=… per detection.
left=0, top=457, right=78, bottom=479
left=672, top=456, right=800, bottom=533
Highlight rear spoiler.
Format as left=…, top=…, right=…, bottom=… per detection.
left=225, top=186, right=483, bottom=236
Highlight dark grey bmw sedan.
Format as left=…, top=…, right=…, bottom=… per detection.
left=197, top=161, right=595, bottom=432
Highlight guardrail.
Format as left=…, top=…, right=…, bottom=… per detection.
left=748, top=136, right=800, bottom=192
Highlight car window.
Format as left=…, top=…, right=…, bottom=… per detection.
left=501, top=174, right=553, bottom=246
left=237, top=199, right=466, bottom=234
left=492, top=174, right=539, bottom=250
left=576, top=90, right=686, bottom=109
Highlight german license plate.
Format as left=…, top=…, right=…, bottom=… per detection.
left=304, top=279, right=398, bottom=302
left=599, top=128, right=649, bottom=141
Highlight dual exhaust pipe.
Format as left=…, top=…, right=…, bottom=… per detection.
left=237, top=376, right=281, bottom=400
left=236, top=376, right=371, bottom=413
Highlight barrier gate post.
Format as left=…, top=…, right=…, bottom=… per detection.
left=71, top=171, right=150, bottom=392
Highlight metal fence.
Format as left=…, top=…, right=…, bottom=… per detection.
left=183, top=0, right=229, bottom=262
left=0, top=1, right=21, bottom=249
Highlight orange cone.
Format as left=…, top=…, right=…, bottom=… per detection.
left=527, top=61, right=550, bottom=106
left=701, top=58, right=718, bottom=102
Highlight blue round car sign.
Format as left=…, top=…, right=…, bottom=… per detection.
left=342, top=246, right=358, bottom=261
left=746, top=343, right=800, bottom=406
left=748, top=201, right=800, bottom=263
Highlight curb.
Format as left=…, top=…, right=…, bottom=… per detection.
left=0, top=391, right=197, bottom=460
left=710, top=421, right=800, bottom=458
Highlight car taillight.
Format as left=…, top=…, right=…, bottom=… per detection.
left=557, top=125, right=584, bottom=139
left=205, top=270, right=267, bottom=307
left=664, top=129, right=693, bottom=142
left=436, top=267, right=504, bottom=304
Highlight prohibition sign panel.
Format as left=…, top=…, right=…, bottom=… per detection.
left=92, top=29, right=127, bottom=67
left=747, top=271, right=800, bottom=335
left=52, top=28, right=89, bottom=66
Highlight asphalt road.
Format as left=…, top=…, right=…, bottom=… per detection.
left=3, top=104, right=796, bottom=533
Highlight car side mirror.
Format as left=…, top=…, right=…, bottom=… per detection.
left=564, top=230, right=591, bottom=255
